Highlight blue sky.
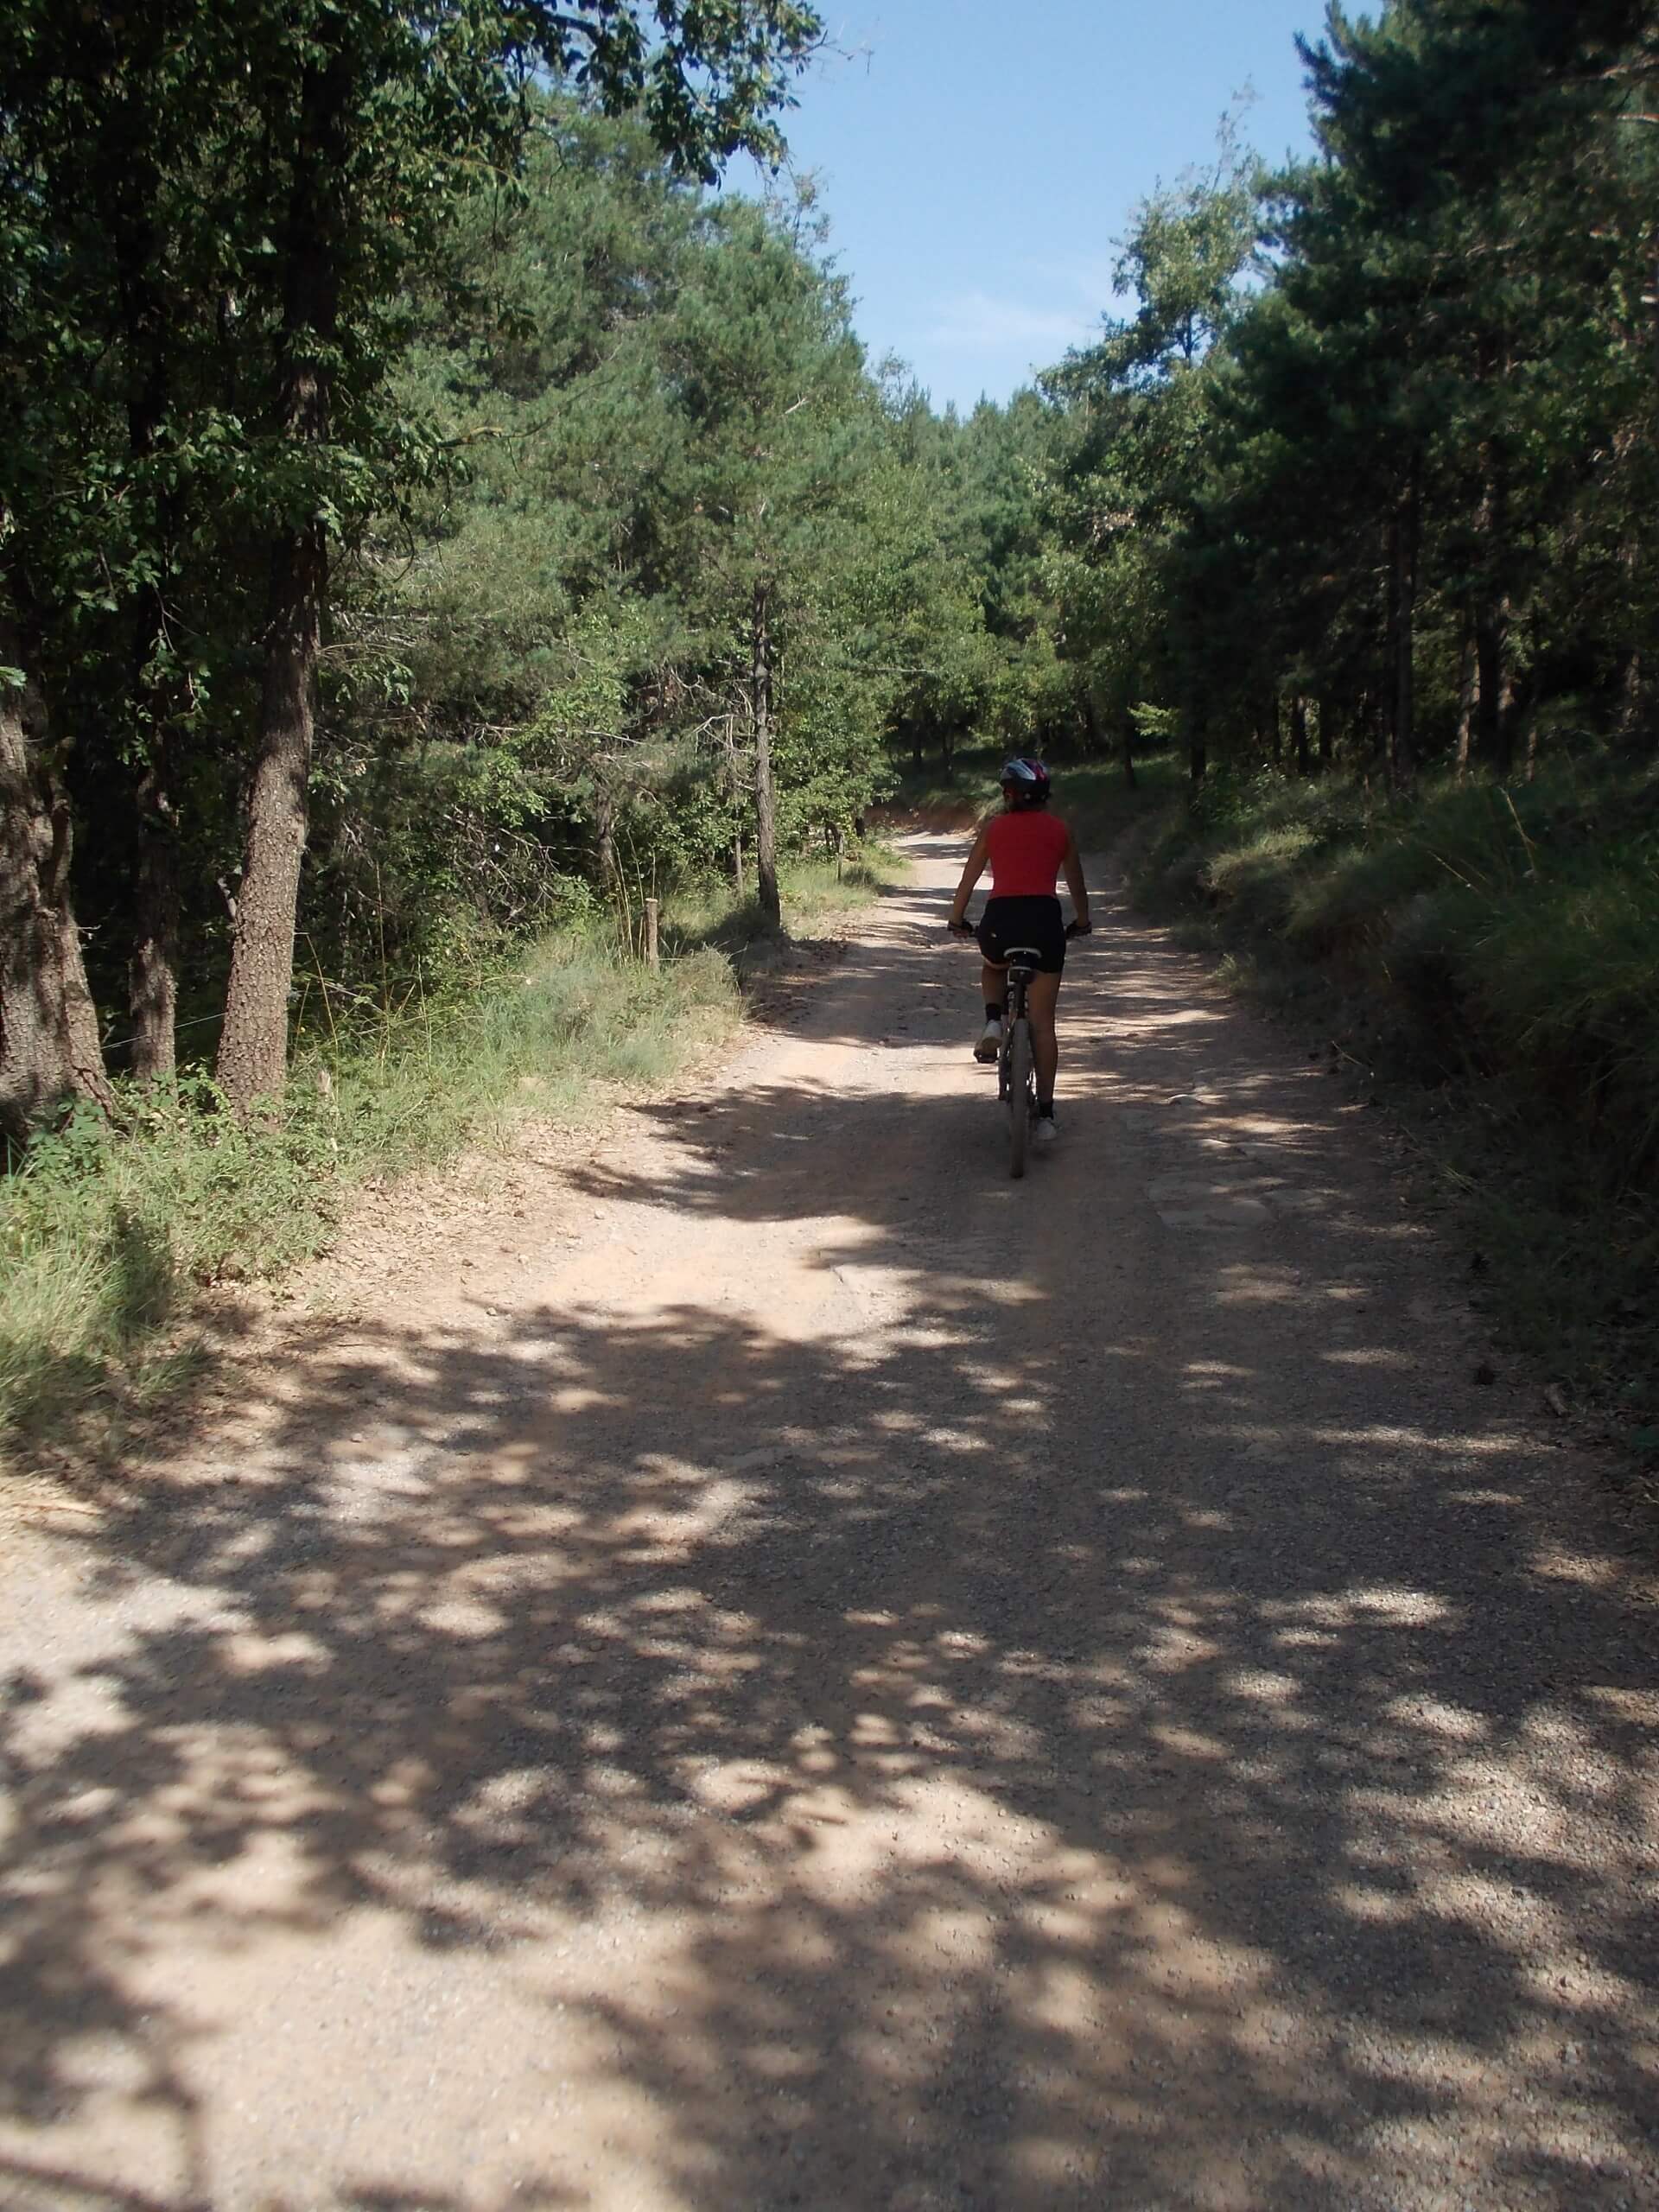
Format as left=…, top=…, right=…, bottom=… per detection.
left=733, top=1, right=1329, bottom=412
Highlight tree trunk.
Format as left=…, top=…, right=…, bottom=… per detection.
left=1499, top=653, right=1527, bottom=778
left=218, top=525, right=325, bottom=1110
left=1614, top=538, right=1643, bottom=748
left=1616, top=646, right=1644, bottom=751
left=1455, top=614, right=1478, bottom=781
left=0, top=629, right=115, bottom=1141
left=1315, top=694, right=1333, bottom=773
left=1475, top=595, right=1512, bottom=772
left=1187, top=715, right=1206, bottom=793
left=751, top=582, right=780, bottom=927
left=216, top=55, right=346, bottom=1115
left=105, top=28, right=181, bottom=1084
left=723, top=715, right=745, bottom=893
left=130, top=748, right=179, bottom=1082
left=1291, top=695, right=1310, bottom=778
left=1471, top=454, right=1516, bottom=773
left=1382, top=521, right=1399, bottom=769
left=594, top=782, right=618, bottom=891
left=1388, top=469, right=1421, bottom=785
left=1084, top=693, right=1104, bottom=758
left=1120, top=717, right=1136, bottom=790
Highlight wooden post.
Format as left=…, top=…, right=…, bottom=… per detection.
left=644, top=896, right=659, bottom=970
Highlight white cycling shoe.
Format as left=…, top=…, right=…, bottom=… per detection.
left=1033, top=1113, right=1058, bottom=1150
left=974, top=1020, right=1003, bottom=1063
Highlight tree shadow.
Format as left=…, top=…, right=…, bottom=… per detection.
left=3, top=864, right=1657, bottom=2209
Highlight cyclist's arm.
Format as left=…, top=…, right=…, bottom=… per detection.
left=1061, top=829, right=1091, bottom=931
left=948, top=827, right=991, bottom=927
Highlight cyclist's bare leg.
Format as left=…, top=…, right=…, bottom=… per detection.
left=980, top=958, right=1007, bottom=1009
left=1027, top=969, right=1061, bottom=1102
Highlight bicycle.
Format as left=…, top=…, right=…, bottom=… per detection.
left=950, top=918, right=1084, bottom=1179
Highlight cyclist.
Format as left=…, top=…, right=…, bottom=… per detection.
left=946, top=757, right=1091, bottom=1147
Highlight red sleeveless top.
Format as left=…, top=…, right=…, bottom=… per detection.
left=985, top=809, right=1070, bottom=899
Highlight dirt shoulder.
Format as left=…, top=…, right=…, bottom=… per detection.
left=2, top=835, right=1656, bottom=2212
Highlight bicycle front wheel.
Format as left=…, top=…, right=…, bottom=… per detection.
left=1007, top=1019, right=1032, bottom=1179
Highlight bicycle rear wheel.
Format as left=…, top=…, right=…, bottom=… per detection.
left=1007, top=1019, right=1032, bottom=1179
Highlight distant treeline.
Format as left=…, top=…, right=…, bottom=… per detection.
left=1037, top=2, right=1659, bottom=793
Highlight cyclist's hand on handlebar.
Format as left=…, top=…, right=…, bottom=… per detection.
left=947, top=916, right=975, bottom=938
left=1065, top=918, right=1092, bottom=938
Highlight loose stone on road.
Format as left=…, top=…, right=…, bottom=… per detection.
left=2, top=836, right=1656, bottom=2211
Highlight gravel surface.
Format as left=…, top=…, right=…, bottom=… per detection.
left=1, top=836, right=1656, bottom=2212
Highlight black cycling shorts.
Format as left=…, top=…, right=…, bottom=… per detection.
left=976, top=894, right=1066, bottom=975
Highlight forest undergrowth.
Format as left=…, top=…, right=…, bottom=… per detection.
left=1135, top=759, right=1659, bottom=1466
left=882, top=743, right=1184, bottom=847
left=0, top=853, right=894, bottom=1471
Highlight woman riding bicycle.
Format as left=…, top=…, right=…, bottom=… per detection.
left=947, top=757, right=1091, bottom=1149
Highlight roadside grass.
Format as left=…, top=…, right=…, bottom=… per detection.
left=880, top=741, right=1007, bottom=825
left=0, top=846, right=899, bottom=1467
left=1134, top=757, right=1659, bottom=1437
left=667, top=844, right=906, bottom=969
left=1056, top=750, right=1185, bottom=854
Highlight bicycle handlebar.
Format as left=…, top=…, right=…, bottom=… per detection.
left=946, top=916, right=1092, bottom=938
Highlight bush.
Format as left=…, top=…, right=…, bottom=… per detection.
left=0, top=928, right=739, bottom=1452
left=1132, top=754, right=1659, bottom=1409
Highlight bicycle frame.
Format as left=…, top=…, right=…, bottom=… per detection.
left=948, top=916, right=1081, bottom=1180
left=996, top=947, right=1043, bottom=1179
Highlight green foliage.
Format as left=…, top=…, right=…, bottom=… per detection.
left=0, top=3, right=832, bottom=1103
left=1137, top=759, right=1659, bottom=1402
left=0, top=814, right=903, bottom=1456
left=11, top=0, right=1658, bottom=1437
left=309, top=124, right=914, bottom=966
left=1032, top=119, right=1263, bottom=767
left=0, top=923, right=741, bottom=1448
left=0, top=57, right=989, bottom=1092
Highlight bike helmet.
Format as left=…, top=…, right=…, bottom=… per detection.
left=999, top=756, right=1051, bottom=804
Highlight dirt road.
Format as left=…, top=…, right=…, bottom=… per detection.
left=3, top=837, right=1657, bottom=2211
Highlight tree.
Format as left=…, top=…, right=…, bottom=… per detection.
left=0, top=3, right=826, bottom=1126
left=1052, top=0, right=1659, bottom=791
left=0, top=629, right=114, bottom=1139
left=1039, top=126, right=1260, bottom=786
left=655, top=193, right=870, bottom=923
left=0, top=0, right=254, bottom=1086
left=214, top=0, right=824, bottom=1108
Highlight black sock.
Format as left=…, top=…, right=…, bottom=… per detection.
left=1038, top=1099, right=1055, bottom=1118
left=985, top=1003, right=1002, bottom=1024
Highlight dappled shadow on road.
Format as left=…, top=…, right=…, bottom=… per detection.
left=3, top=870, right=1658, bottom=2209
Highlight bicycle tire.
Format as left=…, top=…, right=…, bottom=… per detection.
left=1007, top=1019, right=1032, bottom=1179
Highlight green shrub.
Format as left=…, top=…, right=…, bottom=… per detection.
left=1133, top=754, right=1659, bottom=1408
left=1453, top=840, right=1659, bottom=1156
left=0, top=840, right=906, bottom=1459
left=0, top=929, right=740, bottom=1452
